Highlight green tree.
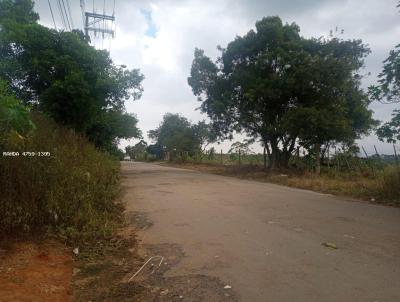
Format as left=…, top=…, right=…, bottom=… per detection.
left=285, top=37, right=375, bottom=173
left=146, top=143, right=164, bottom=159
left=125, top=140, right=148, bottom=160
left=376, top=110, right=400, bottom=143
left=192, top=120, right=218, bottom=151
left=370, top=44, right=400, bottom=104
left=0, top=0, right=38, bottom=24
left=148, top=113, right=201, bottom=158
left=188, top=16, right=374, bottom=171
left=0, top=0, right=143, bottom=151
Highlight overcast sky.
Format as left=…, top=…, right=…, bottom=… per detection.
left=34, top=0, right=400, bottom=155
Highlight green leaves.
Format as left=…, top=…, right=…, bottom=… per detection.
left=0, top=0, right=38, bottom=25
left=0, top=79, right=34, bottom=137
left=368, top=24, right=400, bottom=143
left=149, top=113, right=213, bottom=155
left=0, top=0, right=144, bottom=151
left=369, top=44, right=400, bottom=104
left=188, top=16, right=374, bottom=168
left=376, top=110, right=400, bottom=143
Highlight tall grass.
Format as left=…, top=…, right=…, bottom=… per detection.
left=379, top=166, right=400, bottom=202
left=0, top=114, right=121, bottom=243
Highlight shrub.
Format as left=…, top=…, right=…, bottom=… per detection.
left=0, top=114, right=121, bottom=243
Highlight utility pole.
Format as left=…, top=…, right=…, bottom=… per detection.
left=81, top=0, right=116, bottom=42
left=84, top=12, right=115, bottom=40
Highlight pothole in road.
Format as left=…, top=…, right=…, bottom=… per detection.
left=125, top=211, right=153, bottom=230
left=132, top=243, right=239, bottom=301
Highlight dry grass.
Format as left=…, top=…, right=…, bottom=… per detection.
left=0, top=115, right=122, bottom=243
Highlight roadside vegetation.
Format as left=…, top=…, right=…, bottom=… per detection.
left=1, top=0, right=399, bottom=300
left=0, top=0, right=143, bottom=243
left=0, top=113, right=121, bottom=242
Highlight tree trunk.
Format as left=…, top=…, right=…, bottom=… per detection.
left=315, top=143, right=321, bottom=175
left=263, top=147, right=267, bottom=169
left=280, top=150, right=291, bottom=169
left=269, top=152, right=276, bottom=171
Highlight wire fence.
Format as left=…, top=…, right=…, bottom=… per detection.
left=164, top=144, right=400, bottom=177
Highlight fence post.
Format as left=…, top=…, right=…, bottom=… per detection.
left=327, top=146, right=330, bottom=169
left=334, top=146, right=339, bottom=172
left=362, top=146, right=375, bottom=177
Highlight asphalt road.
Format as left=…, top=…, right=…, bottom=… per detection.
left=122, top=162, right=400, bottom=302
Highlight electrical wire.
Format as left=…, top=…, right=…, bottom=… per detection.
left=60, top=0, right=71, bottom=30
left=57, top=0, right=66, bottom=29
left=80, top=0, right=86, bottom=30
left=66, top=0, right=75, bottom=29
left=102, top=0, right=105, bottom=40
left=47, top=0, right=57, bottom=30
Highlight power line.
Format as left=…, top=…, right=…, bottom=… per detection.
left=65, top=0, right=74, bottom=29
left=47, top=0, right=57, bottom=30
left=57, top=0, right=66, bottom=29
left=60, top=0, right=71, bottom=30
left=80, top=0, right=86, bottom=30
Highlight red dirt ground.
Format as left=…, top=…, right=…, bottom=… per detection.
left=0, top=241, right=72, bottom=302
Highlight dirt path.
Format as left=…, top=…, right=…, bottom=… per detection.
left=122, top=161, right=400, bottom=302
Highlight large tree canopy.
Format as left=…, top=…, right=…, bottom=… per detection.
left=148, top=113, right=201, bottom=156
left=188, top=16, right=375, bottom=170
left=0, top=0, right=143, bottom=151
left=148, top=113, right=215, bottom=158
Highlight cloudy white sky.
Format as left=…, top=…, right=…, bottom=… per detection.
left=34, top=0, right=400, bottom=154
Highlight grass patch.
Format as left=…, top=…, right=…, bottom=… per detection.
left=0, top=114, right=122, bottom=243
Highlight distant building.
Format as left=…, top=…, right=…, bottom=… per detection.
left=124, top=155, right=131, bottom=161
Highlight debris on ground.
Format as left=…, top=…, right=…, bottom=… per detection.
left=322, top=242, right=338, bottom=249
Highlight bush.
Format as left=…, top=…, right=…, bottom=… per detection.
left=0, top=114, right=121, bottom=243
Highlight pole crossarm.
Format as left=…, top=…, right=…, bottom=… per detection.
left=84, top=12, right=115, bottom=39
left=85, top=12, right=115, bottom=21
